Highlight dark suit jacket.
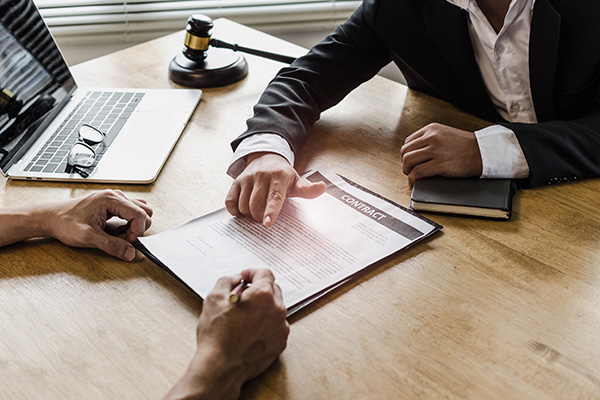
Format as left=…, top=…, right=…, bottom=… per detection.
left=232, top=0, right=600, bottom=188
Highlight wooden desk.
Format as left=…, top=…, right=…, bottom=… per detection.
left=2, top=19, right=600, bottom=399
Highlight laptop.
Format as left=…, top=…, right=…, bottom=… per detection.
left=0, top=0, right=202, bottom=183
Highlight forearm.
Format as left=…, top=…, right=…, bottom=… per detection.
left=0, top=204, right=54, bottom=247
left=164, top=346, right=245, bottom=400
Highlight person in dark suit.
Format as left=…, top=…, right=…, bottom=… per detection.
left=225, top=0, right=600, bottom=227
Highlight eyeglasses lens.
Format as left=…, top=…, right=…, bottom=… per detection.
left=79, top=124, right=105, bottom=145
left=69, top=143, right=96, bottom=167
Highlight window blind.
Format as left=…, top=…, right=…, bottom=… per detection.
left=33, top=0, right=361, bottom=41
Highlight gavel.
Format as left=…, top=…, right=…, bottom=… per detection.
left=168, top=15, right=296, bottom=88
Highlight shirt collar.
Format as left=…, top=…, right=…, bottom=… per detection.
left=446, top=0, right=471, bottom=10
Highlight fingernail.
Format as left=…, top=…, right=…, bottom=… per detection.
left=124, top=246, right=136, bottom=261
left=264, top=215, right=272, bottom=226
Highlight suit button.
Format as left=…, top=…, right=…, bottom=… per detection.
left=547, top=177, right=560, bottom=185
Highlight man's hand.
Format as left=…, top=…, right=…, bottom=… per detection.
left=164, top=268, right=290, bottom=400
left=401, top=123, right=483, bottom=185
left=43, top=189, right=152, bottom=261
left=225, top=152, right=326, bottom=227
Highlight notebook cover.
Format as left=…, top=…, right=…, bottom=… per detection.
left=410, top=177, right=516, bottom=218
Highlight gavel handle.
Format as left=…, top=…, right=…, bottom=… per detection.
left=210, top=39, right=296, bottom=64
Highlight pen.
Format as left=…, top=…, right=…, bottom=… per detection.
left=228, top=279, right=250, bottom=303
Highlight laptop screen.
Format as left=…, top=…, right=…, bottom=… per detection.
left=0, top=0, right=75, bottom=173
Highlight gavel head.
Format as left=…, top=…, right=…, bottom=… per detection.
left=183, top=14, right=214, bottom=61
left=168, top=14, right=247, bottom=88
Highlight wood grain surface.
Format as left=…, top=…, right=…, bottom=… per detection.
left=1, top=19, right=599, bottom=400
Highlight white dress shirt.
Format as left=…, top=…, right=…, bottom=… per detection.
left=229, top=0, right=536, bottom=179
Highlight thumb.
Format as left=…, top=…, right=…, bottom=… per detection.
left=94, top=230, right=137, bottom=261
left=289, top=178, right=327, bottom=199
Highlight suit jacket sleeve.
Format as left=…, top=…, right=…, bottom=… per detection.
left=506, top=104, right=600, bottom=188
left=232, top=0, right=600, bottom=191
left=231, top=0, right=391, bottom=155
left=502, top=0, right=600, bottom=188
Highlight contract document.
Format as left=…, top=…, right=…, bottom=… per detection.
left=137, top=166, right=441, bottom=315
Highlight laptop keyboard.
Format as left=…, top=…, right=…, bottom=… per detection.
left=24, top=91, right=145, bottom=174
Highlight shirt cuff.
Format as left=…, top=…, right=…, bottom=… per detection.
left=474, top=125, right=530, bottom=179
left=227, top=133, right=295, bottom=178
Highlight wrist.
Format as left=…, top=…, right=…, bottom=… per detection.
left=247, top=151, right=276, bottom=163
left=31, top=202, right=64, bottom=239
left=474, top=125, right=529, bottom=179
left=0, top=204, right=55, bottom=246
left=165, top=345, right=245, bottom=400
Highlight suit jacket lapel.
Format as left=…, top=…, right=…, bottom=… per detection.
left=529, top=0, right=561, bottom=121
left=422, top=0, right=501, bottom=121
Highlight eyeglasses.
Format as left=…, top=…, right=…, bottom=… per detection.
left=67, top=124, right=106, bottom=178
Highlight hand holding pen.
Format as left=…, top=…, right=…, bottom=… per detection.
left=165, top=268, right=289, bottom=400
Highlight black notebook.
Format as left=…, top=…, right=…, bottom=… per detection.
left=410, top=177, right=517, bottom=220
